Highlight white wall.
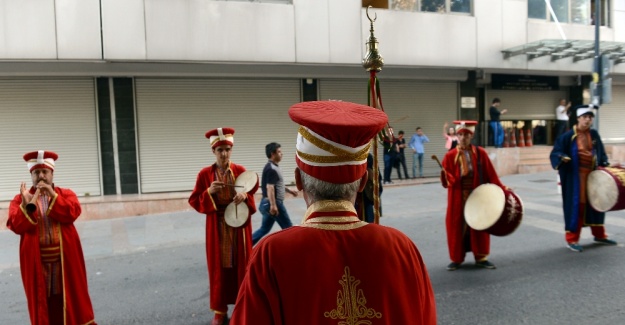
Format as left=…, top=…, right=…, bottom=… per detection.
left=143, top=1, right=295, bottom=62
left=367, top=8, right=477, bottom=68
left=0, top=0, right=58, bottom=59
left=102, top=0, right=146, bottom=60
left=0, top=0, right=623, bottom=76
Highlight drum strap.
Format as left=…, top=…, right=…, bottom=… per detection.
left=475, top=146, right=484, bottom=185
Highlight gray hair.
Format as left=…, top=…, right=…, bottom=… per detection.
left=299, top=169, right=361, bottom=203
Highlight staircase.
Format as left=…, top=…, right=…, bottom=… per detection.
left=517, top=146, right=553, bottom=174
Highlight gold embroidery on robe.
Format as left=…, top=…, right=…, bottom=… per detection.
left=324, top=267, right=382, bottom=324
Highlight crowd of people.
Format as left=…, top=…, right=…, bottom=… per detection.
left=7, top=98, right=617, bottom=324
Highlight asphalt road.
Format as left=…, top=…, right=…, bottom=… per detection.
left=1, top=171, right=624, bottom=324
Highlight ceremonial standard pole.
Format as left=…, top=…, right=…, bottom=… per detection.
left=362, top=6, right=385, bottom=224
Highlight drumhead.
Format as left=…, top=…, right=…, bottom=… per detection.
left=464, top=184, right=505, bottom=231
left=224, top=202, right=249, bottom=227
left=588, top=169, right=618, bottom=212
left=234, top=171, right=258, bottom=193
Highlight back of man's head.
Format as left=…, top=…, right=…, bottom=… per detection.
left=288, top=101, right=387, bottom=203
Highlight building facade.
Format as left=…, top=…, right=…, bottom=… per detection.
left=0, top=0, right=624, bottom=200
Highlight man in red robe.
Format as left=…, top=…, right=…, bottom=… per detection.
left=188, top=127, right=258, bottom=325
left=230, top=101, right=436, bottom=324
left=440, top=121, right=507, bottom=271
left=8, top=150, right=97, bottom=325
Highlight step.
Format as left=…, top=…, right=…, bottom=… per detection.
left=519, top=158, right=550, bottom=165
left=518, top=164, right=553, bottom=174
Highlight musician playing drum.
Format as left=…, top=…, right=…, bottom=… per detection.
left=188, top=127, right=258, bottom=325
left=550, top=105, right=616, bottom=253
left=440, top=121, right=509, bottom=271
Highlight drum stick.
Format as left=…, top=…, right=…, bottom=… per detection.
left=431, top=155, right=443, bottom=168
left=224, top=184, right=244, bottom=188
left=431, top=155, right=451, bottom=186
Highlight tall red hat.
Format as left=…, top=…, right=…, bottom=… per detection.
left=454, top=120, right=478, bottom=135
left=205, top=127, right=235, bottom=149
left=289, top=101, right=388, bottom=184
left=23, top=150, right=58, bottom=172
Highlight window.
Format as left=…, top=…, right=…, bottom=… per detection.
left=528, top=0, right=609, bottom=26
left=368, top=0, right=472, bottom=14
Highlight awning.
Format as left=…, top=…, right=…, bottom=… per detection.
left=502, top=39, right=625, bottom=64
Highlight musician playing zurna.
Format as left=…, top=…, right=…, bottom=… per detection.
left=7, top=150, right=97, bottom=325
left=550, top=105, right=616, bottom=253
left=230, top=101, right=436, bottom=324
left=188, top=128, right=258, bottom=325
left=440, top=121, right=507, bottom=271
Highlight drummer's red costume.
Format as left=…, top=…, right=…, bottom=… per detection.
left=230, top=101, right=436, bottom=324
left=549, top=105, right=615, bottom=252
left=441, top=121, right=506, bottom=270
left=188, top=127, right=258, bottom=325
left=7, top=150, right=97, bottom=325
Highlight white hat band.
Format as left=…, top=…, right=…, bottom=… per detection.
left=295, top=127, right=369, bottom=167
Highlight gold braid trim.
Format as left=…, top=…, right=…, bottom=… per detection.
left=297, top=127, right=370, bottom=164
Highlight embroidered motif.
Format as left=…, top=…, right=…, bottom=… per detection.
left=324, top=267, right=382, bottom=324
left=506, top=194, right=519, bottom=223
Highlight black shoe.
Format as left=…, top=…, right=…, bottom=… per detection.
left=594, top=237, right=617, bottom=245
left=567, top=243, right=583, bottom=252
left=447, top=262, right=461, bottom=271
left=475, top=260, right=496, bottom=269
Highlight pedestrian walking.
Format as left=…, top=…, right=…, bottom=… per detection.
left=443, top=121, right=458, bottom=150
left=252, top=142, right=298, bottom=245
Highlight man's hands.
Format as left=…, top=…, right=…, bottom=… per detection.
left=209, top=181, right=247, bottom=204
left=561, top=156, right=571, bottom=163
left=20, top=182, right=33, bottom=206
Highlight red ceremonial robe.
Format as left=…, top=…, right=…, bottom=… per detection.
left=188, top=162, right=258, bottom=313
left=441, top=145, right=505, bottom=263
left=230, top=200, right=436, bottom=324
left=7, top=187, right=97, bottom=325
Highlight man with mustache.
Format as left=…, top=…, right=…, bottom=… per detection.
left=7, top=150, right=97, bottom=325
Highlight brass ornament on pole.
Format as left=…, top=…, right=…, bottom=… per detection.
left=361, top=6, right=386, bottom=224
left=362, top=6, right=384, bottom=72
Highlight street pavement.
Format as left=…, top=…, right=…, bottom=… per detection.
left=1, top=171, right=625, bottom=324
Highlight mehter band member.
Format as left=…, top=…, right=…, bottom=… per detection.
left=550, top=105, right=616, bottom=252
left=8, top=150, right=97, bottom=325
left=188, top=128, right=258, bottom=325
left=231, top=101, right=436, bottom=324
left=441, top=121, right=507, bottom=271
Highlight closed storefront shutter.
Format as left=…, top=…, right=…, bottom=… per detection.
left=599, top=85, right=625, bottom=143
left=486, top=89, right=567, bottom=120
left=0, top=79, right=101, bottom=201
left=135, top=78, right=301, bottom=193
left=319, top=79, right=458, bottom=178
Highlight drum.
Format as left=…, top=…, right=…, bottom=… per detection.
left=224, top=202, right=249, bottom=228
left=464, top=183, right=523, bottom=237
left=234, top=171, right=258, bottom=193
left=588, top=166, right=625, bottom=212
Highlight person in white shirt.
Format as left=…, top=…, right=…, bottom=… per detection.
left=555, top=98, right=571, bottom=139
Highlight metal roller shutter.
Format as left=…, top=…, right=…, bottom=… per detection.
left=135, top=78, right=301, bottom=193
left=599, top=85, right=625, bottom=143
left=319, top=79, right=458, bottom=178
left=486, top=89, right=567, bottom=120
left=0, top=78, right=101, bottom=201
